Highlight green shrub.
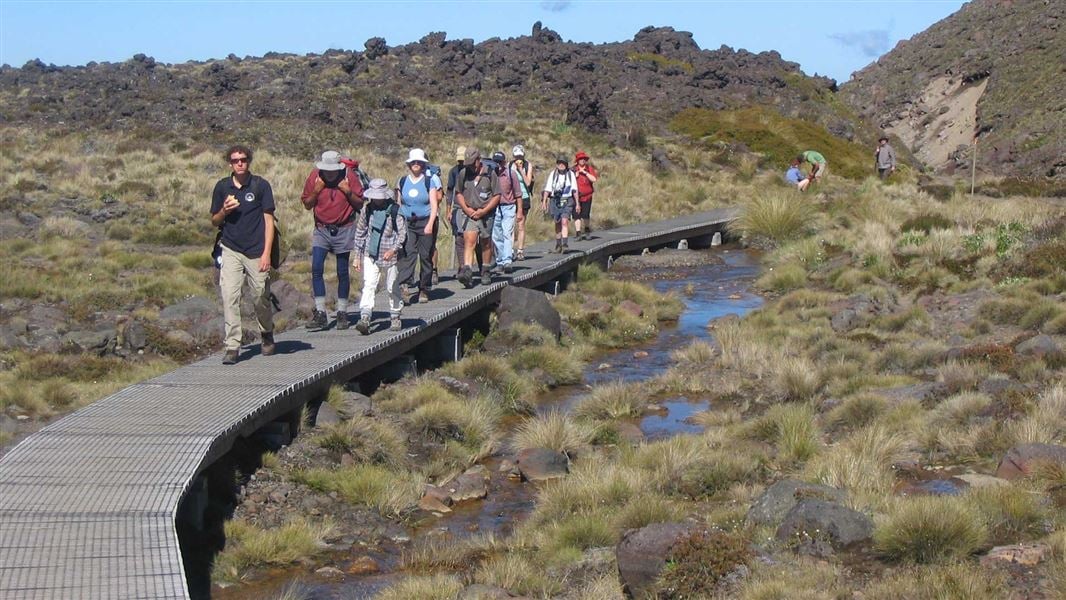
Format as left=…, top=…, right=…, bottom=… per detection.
left=900, top=213, right=954, bottom=234
left=659, top=529, right=753, bottom=598
left=757, top=262, right=807, bottom=293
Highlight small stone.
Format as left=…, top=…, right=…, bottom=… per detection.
left=633, top=350, right=649, bottom=359
left=419, top=495, right=453, bottom=513
left=597, top=363, right=612, bottom=370
left=315, top=566, right=344, bottom=579
left=516, top=447, right=569, bottom=481
left=340, top=453, right=356, bottom=467
left=728, top=293, right=742, bottom=300
left=980, top=543, right=1050, bottom=567
left=347, top=555, right=382, bottom=575
left=955, top=473, right=1010, bottom=488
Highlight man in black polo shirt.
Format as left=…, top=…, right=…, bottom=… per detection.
left=210, top=144, right=276, bottom=365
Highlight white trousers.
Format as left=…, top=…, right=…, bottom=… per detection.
left=359, top=256, right=402, bottom=318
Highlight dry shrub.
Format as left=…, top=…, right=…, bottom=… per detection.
left=511, top=412, right=595, bottom=456
left=734, top=192, right=813, bottom=244
left=874, top=496, right=988, bottom=563
left=863, top=562, right=1006, bottom=600
left=658, top=529, right=753, bottom=598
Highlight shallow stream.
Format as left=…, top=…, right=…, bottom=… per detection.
left=215, top=247, right=762, bottom=599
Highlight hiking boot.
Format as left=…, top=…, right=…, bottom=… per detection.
left=515, top=248, right=525, bottom=261
left=336, top=311, right=350, bottom=330
left=355, top=316, right=371, bottom=335
left=418, top=290, right=430, bottom=304
left=457, top=266, right=473, bottom=288
left=480, top=268, right=491, bottom=286
left=305, top=310, right=328, bottom=330
left=400, top=284, right=413, bottom=305
left=560, top=241, right=569, bottom=254
left=503, top=264, right=514, bottom=275
left=389, top=316, right=402, bottom=332
left=222, top=349, right=239, bottom=365
left=553, top=240, right=562, bottom=254
left=431, top=269, right=440, bottom=286
left=261, top=332, right=276, bottom=356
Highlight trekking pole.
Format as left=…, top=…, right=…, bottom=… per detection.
left=970, top=135, right=978, bottom=197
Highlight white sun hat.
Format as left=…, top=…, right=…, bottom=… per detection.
left=405, top=148, right=429, bottom=164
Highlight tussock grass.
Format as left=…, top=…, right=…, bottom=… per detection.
left=862, top=562, right=1007, bottom=600
left=401, top=534, right=500, bottom=574
left=511, top=412, right=595, bottom=455
left=292, top=465, right=424, bottom=516
left=376, top=575, right=464, bottom=600
left=373, top=376, right=459, bottom=413
left=734, top=193, right=813, bottom=244
left=573, top=381, right=648, bottom=420
left=805, top=426, right=909, bottom=508
left=747, top=403, right=821, bottom=464
left=407, top=397, right=501, bottom=455
left=315, top=416, right=406, bottom=467
left=441, top=354, right=535, bottom=414
left=211, top=517, right=334, bottom=584
left=475, top=554, right=562, bottom=597
left=671, top=340, right=716, bottom=369
left=1012, top=383, right=1066, bottom=444
left=772, top=356, right=822, bottom=401
left=531, top=457, right=647, bottom=524
left=874, top=496, right=988, bottom=563
left=508, top=343, right=583, bottom=386
left=738, top=558, right=846, bottom=599
left=612, top=494, right=686, bottom=530
left=936, top=360, right=989, bottom=393
left=966, top=484, right=1048, bottom=545
left=827, top=394, right=887, bottom=430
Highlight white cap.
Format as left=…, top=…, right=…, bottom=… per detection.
left=512, top=144, right=525, bottom=157
left=405, top=148, right=429, bottom=164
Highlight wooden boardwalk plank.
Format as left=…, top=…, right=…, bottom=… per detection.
left=0, top=208, right=736, bottom=599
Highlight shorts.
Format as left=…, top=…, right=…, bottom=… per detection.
left=311, top=220, right=356, bottom=254
left=457, top=212, right=494, bottom=239
left=549, top=198, right=575, bottom=222
left=575, top=196, right=592, bottom=220
left=521, top=197, right=531, bottom=214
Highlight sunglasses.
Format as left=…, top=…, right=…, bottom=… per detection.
left=229, top=157, right=250, bottom=164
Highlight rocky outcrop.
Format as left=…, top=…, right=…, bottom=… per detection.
left=616, top=522, right=701, bottom=599
left=996, top=443, right=1066, bottom=480
left=747, top=479, right=846, bottom=527
left=496, top=287, right=561, bottom=338
left=775, top=499, right=874, bottom=556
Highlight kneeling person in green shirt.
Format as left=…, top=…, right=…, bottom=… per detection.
left=798, top=150, right=828, bottom=184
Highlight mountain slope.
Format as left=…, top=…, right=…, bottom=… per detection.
left=0, top=25, right=866, bottom=160
left=840, top=0, right=1065, bottom=180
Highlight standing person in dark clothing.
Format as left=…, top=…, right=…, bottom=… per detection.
left=210, top=145, right=276, bottom=365
left=445, top=145, right=467, bottom=277
left=455, top=148, right=501, bottom=288
left=396, top=148, right=441, bottom=304
left=510, top=145, right=534, bottom=261
left=572, top=150, right=598, bottom=240
left=875, top=136, right=897, bottom=180
left=300, top=150, right=364, bottom=330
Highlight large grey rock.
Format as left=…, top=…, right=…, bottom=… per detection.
left=516, top=447, right=569, bottom=481
left=313, top=402, right=341, bottom=428
left=159, top=296, right=217, bottom=325
left=873, top=382, right=946, bottom=405
left=62, top=328, right=115, bottom=354
left=1016, top=335, right=1060, bottom=358
left=996, top=443, right=1066, bottom=480
left=616, top=522, right=701, bottom=599
left=441, top=465, right=490, bottom=503
left=978, top=377, right=1025, bottom=398
left=496, top=287, right=560, bottom=338
left=746, top=479, right=846, bottom=527
left=775, top=499, right=873, bottom=554
left=122, top=320, right=148, bottom=351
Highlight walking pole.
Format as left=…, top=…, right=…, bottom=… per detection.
left=970, top=135, right=978, bottom=197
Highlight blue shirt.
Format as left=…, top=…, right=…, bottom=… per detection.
left=398, top=174, right=441, bottom=220
left=785, top=167, right=804, bottom=184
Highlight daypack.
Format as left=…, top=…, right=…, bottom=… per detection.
left=425, top=163, right=442, bottom=179
left=397, top=174, right=432, bottom=196
left=362, top=202, right=400, bottom=234
left=212, top=215, right=286, bottom=270
left=340, top=157, right=372, bottom=191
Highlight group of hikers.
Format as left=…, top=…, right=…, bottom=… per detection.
left=210, top=144, right=599, bottom=365
left=784, top=137, right=897, bottom=191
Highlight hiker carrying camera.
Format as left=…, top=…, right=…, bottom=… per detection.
left=542, top=157, right=579, bottom=254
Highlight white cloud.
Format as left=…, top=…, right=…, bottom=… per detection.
left=829, top=29, right=891, bottom=58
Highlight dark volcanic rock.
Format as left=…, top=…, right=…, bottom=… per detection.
left=747, top=479, right=847, bottom=527
left=496, top=286, right=561, bottom=338
left=616, top=522, right=701, bottom=599
left=775, top=499, right=873, bottom=555
left=515, top=447, right=569, bottom=481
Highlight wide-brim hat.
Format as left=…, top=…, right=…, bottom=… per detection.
left=316, top=150, right=345, bottom=171
left=406, top=148, right=429, bottom=164
left=365, top=178, right=392, bottom=200
left=465, top=147, right=481, bottom=163
left=455, top=145, right=467, bottom=161
left=575, top=151, right=590, bottom=161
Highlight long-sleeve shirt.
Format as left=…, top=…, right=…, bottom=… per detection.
left=876, top=144, right=897, bottom=170
left=353, top=205, right=406, bottom=268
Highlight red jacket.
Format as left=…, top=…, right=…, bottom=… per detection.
left=573, top=164, right=598, bottom=201
left=301, top=168, right=364, bottom=225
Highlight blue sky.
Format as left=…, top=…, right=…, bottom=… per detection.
left=0, top=1, right=966, bottom=83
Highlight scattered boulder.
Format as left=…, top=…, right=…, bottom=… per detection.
left=332, top=390, right=372, bottom=419
left=496, top=286, right=561, bottom=338
left=980, top=543, right=1050, bottom=568
left=996, top=443, right=1066, bottom=479
left=312, top=401, right=341, bottom=428
left=775, top=499, right=874, bottom=556
left=347, top=555, right=382, bottom=575
left=978, top=377, right=1026, bottom=398
left=61, top=328, right=115, bottom=354
left=516, top=447, right=569, bottom=481
left=120, top=319, right=148, bottom=351
left=1015, top=334, right=1060, bottom=358
left=314, top=566, right=344, bottom=579
left=746, top=479, right=847, bottom=527
left=650, top=148, right=674, bottom=173
left=873, top=382, right=947, bottom=405
left=418, top=494, right=452, bottom=513
left=164, top=330, right=196, bottom=346
left=441, top=465, right=490, bottom=503
left=616, top=522, right=701, bottom=599
left=954, top=473, right=1010, bottom=488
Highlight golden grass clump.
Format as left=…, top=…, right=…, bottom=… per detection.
left=376, top=575, right=464, bottom=600
left=573, top=381, right=649, bottom=420
left=211, top=517, right=335, bottom=584
left=475, top=554, right=562, bottom=597
left=746, top=403, right=821, bottom=465
left=372, top=376, right=460, bottom=413
left=315, top=415, right=406, bottom=467
left=805, top=425, right=909, bottom=508
left=861, top=562, right=1007, bottom=600
left=406, top=397, right=501, bottom=455
left=292, top=465, right=425, bottom=516
left=733, top=192, right=813, bottom=244
left=511, top=412, right=595, bottom=456
left=873, top=496, right=988, bottom=563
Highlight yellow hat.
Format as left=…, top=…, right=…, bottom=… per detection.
left=455, top=145, right=466, bottom=162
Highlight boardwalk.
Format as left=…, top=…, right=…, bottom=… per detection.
left=0, top=209, right=737, bottom=600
